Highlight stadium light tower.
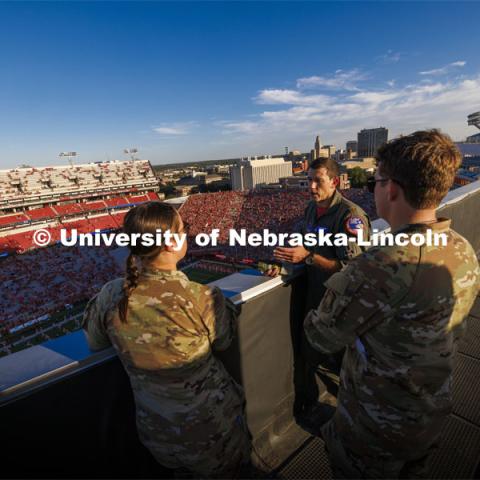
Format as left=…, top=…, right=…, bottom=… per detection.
left=59, top=151, right=78, bottom=167
left=467, top=112, right=480, bottom=131
left=124, top=148, right=139, bottom=161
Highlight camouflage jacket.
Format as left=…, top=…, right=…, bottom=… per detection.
left=82, top=268, right=248, bottom=474
left=304, top=219, right=480, bottom=459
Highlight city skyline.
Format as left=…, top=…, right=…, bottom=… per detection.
left=0, top=2, right=479, bottom=169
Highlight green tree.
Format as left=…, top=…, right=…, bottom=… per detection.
left=348, top=167, right=368, bottom=188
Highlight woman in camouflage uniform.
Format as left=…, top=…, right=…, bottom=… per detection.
left=82, top=202, right=250, bottom=477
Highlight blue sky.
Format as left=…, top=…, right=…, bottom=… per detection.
left=0, top=1, right=479, bottom=168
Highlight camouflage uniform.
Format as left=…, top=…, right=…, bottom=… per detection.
left=297, top=190, right=371, bottom=410
left=304, top=219, right=480, bottom=478
left=82, top=268, right=250, bottom=478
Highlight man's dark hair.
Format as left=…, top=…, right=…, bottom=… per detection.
left=309, top=157, right=340, bottom=179
left=376, top=129, right=462, bottom=209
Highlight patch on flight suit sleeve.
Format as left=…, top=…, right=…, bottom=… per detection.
left=344, top=215, right=365, bottom=236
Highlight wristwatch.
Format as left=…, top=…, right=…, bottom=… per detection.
left=305, top=252, right=315, bottom=266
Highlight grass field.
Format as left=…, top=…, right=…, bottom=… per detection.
left=183, top=267, right=229, bottom=284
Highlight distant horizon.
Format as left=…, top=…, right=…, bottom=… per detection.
left=0, top=2, right=479, bottom=169
left=2, top=134, right=479, bottom=172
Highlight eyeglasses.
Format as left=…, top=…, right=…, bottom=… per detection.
left=366, top=176, right=404, bottom=193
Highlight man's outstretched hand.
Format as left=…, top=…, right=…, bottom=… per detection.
left=264, top=265, right=281, bottom=277
left=273, top=246, right=310, bottom=264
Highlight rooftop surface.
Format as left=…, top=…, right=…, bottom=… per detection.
left=277, top=284, right=480, bottom=479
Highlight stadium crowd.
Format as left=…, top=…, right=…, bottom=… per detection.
left=0, top=244, right=123, bottom=332
left=180, top=188, right=376, bottom=262
left=0, top=187, right=376, bottom=336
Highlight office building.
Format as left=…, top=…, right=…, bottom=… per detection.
left=230, top=156, right=293, bottom=191
left=346, top=140, right=358, bottom=152
left=357, top=127, right=388, bottom=157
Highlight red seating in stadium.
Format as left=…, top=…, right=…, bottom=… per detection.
left=104, top=197, right=129, bottom=208
left=0, top=213, right=30, bottom=227
left=126, top=194, right=148, bottom=203
left=61, top=219, right=94, bottom=236
left=53, top=203, right=84, bottom=216
left=87, top=215, right=117, bottom=231
left=111, top=212, right=127, bottom=228
left=81, top=201, right=107, bottom=212
left=26, top=206, right=57, bottom=221
left=146, top=192, right=160, bottom=201
left=4, top=230, right=38, bottom=253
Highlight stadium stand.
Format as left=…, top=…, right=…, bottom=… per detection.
left=81, top=200, right=108, bottom=212
left=0, top=213, right=30, bottom=228
left=104, top=197, right=130, bottom=208
left=0, top=159, right=158, bottom=210
left=0, top=244, right=122, bottom=332
left=126, top=194, right=149, bottom=203
left=0, top=182, right=376, bottom=349
left=25, top=206, right=57, bottom=221
left=180, top=189, right=377, bottom=261
left=0, top=159, right=161, bottom=255
left=52, top=203, right=84, bottom=216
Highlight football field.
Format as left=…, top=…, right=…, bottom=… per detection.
left=183, top=267, right=228, bottom=284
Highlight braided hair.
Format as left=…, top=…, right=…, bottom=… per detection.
left=118, top=202, right=181, bottom=323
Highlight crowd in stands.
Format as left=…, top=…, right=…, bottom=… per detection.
left=342, top=188, right=377, bottom=220
left=180, top=188, right=377, bottom=262
left=0, top=244, right=123, bottom=332
left=188, top=260, right=239, bottom=276
left=180, top=191, right=245, bottom=243
left=0, top=187, right=377, bottom=336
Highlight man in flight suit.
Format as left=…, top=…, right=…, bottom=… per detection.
left=304, top=130, right=480, bottom=477
left=273, top=157, right=371, bottom=416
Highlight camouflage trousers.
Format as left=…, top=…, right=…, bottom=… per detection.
left=138, top=412, right=251, bottom=478
left=294, top=331, right=345, bottom=413
left=321, top=418, right=437, bottom=479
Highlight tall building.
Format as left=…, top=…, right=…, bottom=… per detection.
left=346, top=140, right=358, bottom=152
left=323, top=145, right=336, bottom=158
left=230, top=156, right=293, bottom=191
left=357, top=127, right=388, bottom=157
left=314, top=135, right=322, bottom=159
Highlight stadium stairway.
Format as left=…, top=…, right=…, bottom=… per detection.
left=275, top=288, right=480, bottom=480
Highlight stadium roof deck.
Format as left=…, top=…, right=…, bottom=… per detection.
left=0, top=180, right=479, bottom=478
left=277, top=290, right=480, bottom=479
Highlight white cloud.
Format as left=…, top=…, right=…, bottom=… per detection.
left=419, top=61, right=466, bottom=76
left=255, top=89, right=332, bottom=107
left=296, top=69, right=368, bottom=91
left=221, top=121, right=259, bottom=135
left=219, top=72, right=480, bottom=147
left=153, top=121, right=197, bottom=135
left=377, top=50, right=402, bottom=64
